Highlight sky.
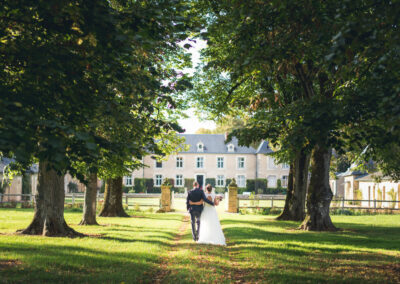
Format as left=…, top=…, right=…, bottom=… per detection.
left=176, top=39, right=217, bottom=134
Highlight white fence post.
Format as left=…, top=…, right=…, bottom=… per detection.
left=271, top=196, right=274, bottom=208
left=342, top=197, right=345, bottom=210
left=72, top=193, right=75, bottom=205
left=125, top=194, right=129, bottom=205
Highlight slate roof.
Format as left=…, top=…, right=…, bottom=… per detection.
left=256, top=140, right=274, bottom=154
left=178, top=134, right=268, bottom=154
left=356, top=172, right=393, bottom=182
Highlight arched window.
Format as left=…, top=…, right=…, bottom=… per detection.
left=227, top=144, right=234, bottom=152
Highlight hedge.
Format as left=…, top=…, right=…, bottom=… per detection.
left=134, top=178, right=154, bottom=193
left=246, top=179, right=268, bottom=193
left=244, top=179, right=287, bottom=194
left=205, top=178, right=216, bottom=188
left=184, top=178, right=195, bottom=189
left=150, top=187, right=161, bottom=193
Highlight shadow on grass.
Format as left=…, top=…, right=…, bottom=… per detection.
left=0, top=241, right=161, bottom=283
left=158, top=216, right=400, bottom=284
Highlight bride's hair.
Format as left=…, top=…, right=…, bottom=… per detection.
left=205, top=184, right=212, bottom=193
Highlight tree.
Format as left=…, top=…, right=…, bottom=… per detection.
left=191, top=0, right=399, bottom=230
left=1, top=0, right=192, bottom=236
left=79, top=172, right=98, bottom=225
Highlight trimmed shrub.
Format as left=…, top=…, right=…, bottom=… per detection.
left=122, top=186, right=132, bottom=193
left=150, top=187, right=161, bottom=193
left=184, top=178, right=195, bottom=189
left=224, top=179, right=232, bottom=190
left=277, top=179, right=282, bottom=189
left=246, top=179, right=267, bottom=193
left=264, top=187, right=287, bottom=194
left=68, top=182, right=79, bottom=193
left=134, top=178, right=154, bottom=193
left=100, top=181, right=105, bottom=193
left=237, top=187, right=247, bottom=194
left=205, top=178, right=216, bottom=188
left=215, top=187, right=226, bottom=194
left=246, top=179, right=255, bottom=192
left=174, top=187, right=186, bottom=194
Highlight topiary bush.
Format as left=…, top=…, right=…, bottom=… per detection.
left=134, top=178, right=154, bottom=193
left=205, top=178, right=216, bottom=187
left=67, top=182, right=79, bottom=193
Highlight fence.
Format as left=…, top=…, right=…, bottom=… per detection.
left=1, top=193, right=399, bottom=211
left=237, top=195, right=400, bottom=211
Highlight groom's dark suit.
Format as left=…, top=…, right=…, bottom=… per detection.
left=187, top=187, right=214, bottom=241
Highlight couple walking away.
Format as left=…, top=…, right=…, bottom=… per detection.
left=186, top=181, right=226, bottom=246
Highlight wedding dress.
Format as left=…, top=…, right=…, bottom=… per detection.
left=197, top=191, right=226, bottom=246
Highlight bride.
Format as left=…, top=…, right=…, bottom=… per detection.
left=190, top=184, right=226, bottom=246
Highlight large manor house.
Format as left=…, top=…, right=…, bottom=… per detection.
left=126, top=134, right=290, bottom=190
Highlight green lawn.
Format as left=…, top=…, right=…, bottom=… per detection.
left=1, top=209, right=399, bottom=283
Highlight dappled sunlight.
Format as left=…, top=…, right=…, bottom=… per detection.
left=1, top=209, right=399, bottom=283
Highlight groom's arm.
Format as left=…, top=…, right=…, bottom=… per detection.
left=186, top=194, right=190, bottom=211
left=201, top=191, right=214, bottom=206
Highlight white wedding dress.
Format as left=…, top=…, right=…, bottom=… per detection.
left=197, top=191, right=226, bottom=246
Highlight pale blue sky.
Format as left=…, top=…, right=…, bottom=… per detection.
left=177, top=39, right=216, bottom=134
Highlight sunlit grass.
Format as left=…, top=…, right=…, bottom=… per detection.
left=1, top=209, right=399, bottom=283
left=0, top=209, right=182, bottom=283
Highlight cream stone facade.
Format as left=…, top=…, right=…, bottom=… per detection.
left=128, top=134, right=290, bottom=190
left=357, top=174, right=400, bottom=209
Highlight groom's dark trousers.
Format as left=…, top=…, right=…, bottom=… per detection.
left=187, top=187, right=214, bottom=241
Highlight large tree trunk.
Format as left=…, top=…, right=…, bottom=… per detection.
left=299, top=144, right=337, bottom=231
left=79, top=173, right=99, bottom=225
left=19, top=161, right=83, bottom=237
left=277, top=149, right=310, bottom=221
left=98, top=177, right=129, bottom=217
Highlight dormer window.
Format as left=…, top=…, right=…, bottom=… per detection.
left=197, top=142, right=204, bottom=152
left=227, top=144, right=234, bottom=152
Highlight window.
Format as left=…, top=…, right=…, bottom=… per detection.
left=227, top=144, right=234, bottom=152
left=237, top=175, right=246, bottom=187
left=155, top=161, right=163, bottom=168
left=217, top=157, right=224, bottom=169
left=282, top=175, right=288, bottom=187
left=282, top=163, right=290, bottom=169
left=237, top=157, right=245, bottom=169
left=176, top=175, right=183, bottom=187
left=125, top=176, right=132, bottom=186
left=196, top=157, right=204, bottom=168
left=154, top=175, right=163, bottom=186
left=176, top=157, right=183, bottom=168
left=217, top=175, right=225, bottom=187
left=197, top=142, right=204, bottom=152
left=268, top=157, right=277, bottom=169
left=267, top=175, right=277, bottom=188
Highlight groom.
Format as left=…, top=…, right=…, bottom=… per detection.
left=186, top=181, right=214, bottom=241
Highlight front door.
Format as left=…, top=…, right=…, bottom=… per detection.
left=196, top=174, right=204, bottom=189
